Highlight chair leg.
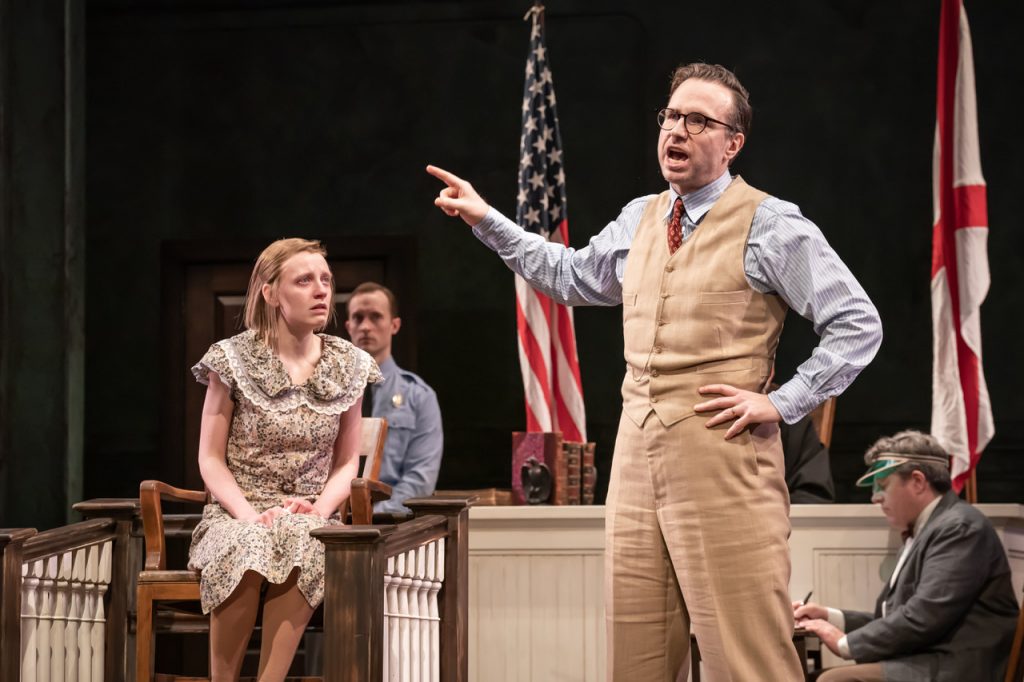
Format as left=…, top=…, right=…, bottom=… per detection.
left=136, top=584, right=154, bottom=682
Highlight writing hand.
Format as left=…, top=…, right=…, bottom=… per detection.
left=793, top=601, right=828, bottom=623
left=799, top=618, right=845, bottom=657
left=426, top=165, right=490, bottom=226
left=694, top=383, right=782, bottom=439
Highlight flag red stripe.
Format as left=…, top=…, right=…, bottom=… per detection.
left=553, top=305, right=584, bottom=441
left=553, top=385, right=582, bottom=442
left=935, top=0, right=961, bottom=317
left=953, top=184, right=988, bottom=230
left=554, top=309, right=583, bottom=395
left=556, top=218, right=570, bottom=248
left=516, top=289, right=555, bottom=430
left=931, top=185, right=988, bottom=277
left=523, top=392, right=546, bottom=433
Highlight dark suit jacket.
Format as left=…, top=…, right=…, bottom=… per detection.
left=842, top=491, right=1019, bottom=682
left=780, top=414, right=835, bottom=503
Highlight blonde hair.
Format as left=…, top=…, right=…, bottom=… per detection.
left=243, top=238, right=336, bottom=349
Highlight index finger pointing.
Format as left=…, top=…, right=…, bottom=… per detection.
left=426, top=164, right=464, bottom=188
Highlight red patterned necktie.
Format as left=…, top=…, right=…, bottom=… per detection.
left=667, top=197, right=684, bottom=254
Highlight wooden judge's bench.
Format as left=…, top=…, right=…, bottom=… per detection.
left=461, top=502, right=1024, bottom=681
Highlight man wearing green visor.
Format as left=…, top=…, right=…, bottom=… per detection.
left=794, top=430, right=1019, bottom=682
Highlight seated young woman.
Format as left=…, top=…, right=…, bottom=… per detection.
left=188, top=237, right=381, bottom=681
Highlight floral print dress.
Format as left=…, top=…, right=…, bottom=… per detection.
left=187, top=330, right=382, bottom=614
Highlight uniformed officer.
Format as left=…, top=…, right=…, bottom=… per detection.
left=345, top=282, right=443, bottom=513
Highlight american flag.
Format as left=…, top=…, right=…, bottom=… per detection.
left=931, top=0, right=993, bottom=496
left=514, top=4, right=586, bottom=442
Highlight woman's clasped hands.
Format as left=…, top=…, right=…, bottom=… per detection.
left=244, top=497, right=325, bottom=528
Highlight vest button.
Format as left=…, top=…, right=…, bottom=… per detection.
left=650, top=396, right=659, bottom=403
left=653, top=346, right=663, bottom=354
left=661, top=293, right=669, bottom=299
left=665, top=265, right=674, bottom=272
left=650, top=369, right=660, bottom=377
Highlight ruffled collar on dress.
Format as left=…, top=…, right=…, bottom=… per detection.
left=232, top=330, right=353, bottom=402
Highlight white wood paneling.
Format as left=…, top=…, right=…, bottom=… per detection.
left=468, top=504, right=1024, bottom=682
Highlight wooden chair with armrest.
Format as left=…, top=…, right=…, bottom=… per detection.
left=809, top=396, right=836, bottom=449
left=135, top=416, right=389, bottom=682
left=344, top=416, right=391, bottom=524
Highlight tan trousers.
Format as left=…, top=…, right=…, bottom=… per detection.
left=815, top=663, right=884, bottom=682
left=605, top=410, right=804, bottom=682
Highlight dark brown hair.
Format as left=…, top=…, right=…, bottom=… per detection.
left=348, top=281, right=399, bottom=317
left=668, top=62, right=752, bottom=137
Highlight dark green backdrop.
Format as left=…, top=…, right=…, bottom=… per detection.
left=3, top=0, right=1023, bottom=528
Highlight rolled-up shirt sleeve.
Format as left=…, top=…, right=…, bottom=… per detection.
left=746, top=199, right=883, bottom=423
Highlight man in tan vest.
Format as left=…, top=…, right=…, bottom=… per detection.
left=428, top=63, right=882, bottom=681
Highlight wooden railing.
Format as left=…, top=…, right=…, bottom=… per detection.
left=0, top=499, right=140, bottom=682
left=2, top=495, right=469, bottom=682
left=312, top=496, right=471, bottom=682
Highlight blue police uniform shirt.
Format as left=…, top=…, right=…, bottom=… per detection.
left=369, top=356, right=443, bottom=513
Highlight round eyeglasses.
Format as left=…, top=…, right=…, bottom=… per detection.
left=656, top=108, right=737, bottom=135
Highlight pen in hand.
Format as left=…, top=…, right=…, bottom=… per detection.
left=802, top=590, right=813, bottom=605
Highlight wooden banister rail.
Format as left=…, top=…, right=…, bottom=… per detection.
left=1, top=528, right=37, bottom=682
left=73, top=498, right=142, bottom=682
left=312, top=495, right=473, bottom=682
left=0, top=499, right=139, bottom=682
left=2, top=498, right=141, bottom=682
left=405, top=496, right=473, bottom=682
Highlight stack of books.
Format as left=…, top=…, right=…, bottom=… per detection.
left=511, top=432, right=598, bottom=505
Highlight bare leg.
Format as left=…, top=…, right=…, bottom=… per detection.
left=210, top=570, right=263, bottom=682
left=257, top=567, right=315, bottom=682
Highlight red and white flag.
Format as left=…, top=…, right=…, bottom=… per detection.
left=931, top=0, right=993, bottom=492
left=514, top=5, right=586, bottom=441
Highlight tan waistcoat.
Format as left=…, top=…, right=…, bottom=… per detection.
left=620, top=177, right=788, bottom=427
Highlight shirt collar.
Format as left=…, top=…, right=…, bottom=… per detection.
left=662, top=169, right=734, bottom=224
left=377, top=355, right=398, bottom=379
left=911, top=494, right=942, bottom=539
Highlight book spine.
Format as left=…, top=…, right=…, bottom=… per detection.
left=547, top=433, right=568, bottom=505
left=581, top=442, right=596, bottom=505
left=565, top=442, right=581, bottom=505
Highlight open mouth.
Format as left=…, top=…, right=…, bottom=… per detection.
left=667, top=149, right=688, bottom=162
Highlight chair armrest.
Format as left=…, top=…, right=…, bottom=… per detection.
left=349, top=478, right=393, bottom=525
left=353, top=478, right=393, bottom=501
left=139, top=480, right=208, bottom=571
left=141, top=480, right=208, bottom=504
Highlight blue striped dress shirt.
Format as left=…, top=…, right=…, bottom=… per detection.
left=472, top=169, right=882, bottom=424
